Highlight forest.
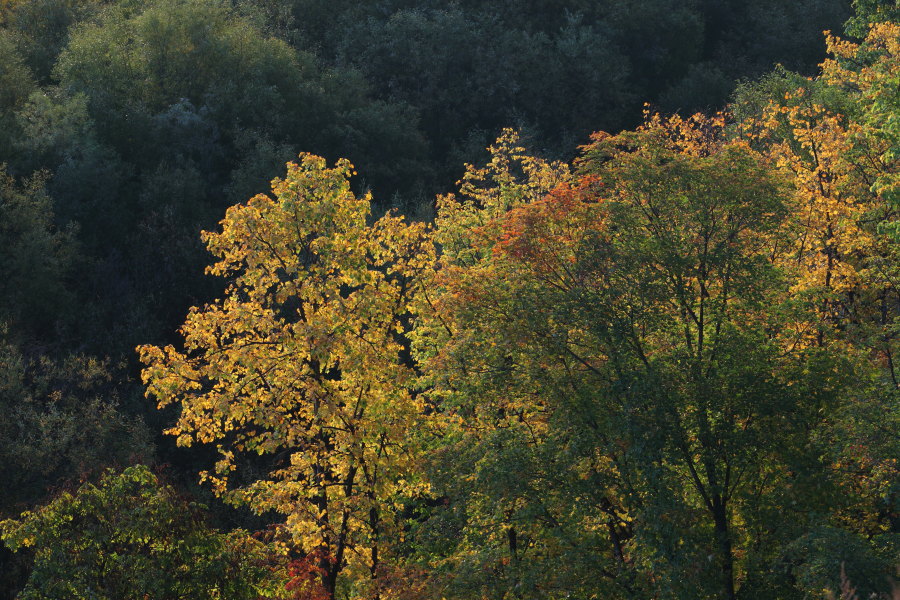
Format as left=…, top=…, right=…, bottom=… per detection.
left=0, top=0, right=898, bottom=598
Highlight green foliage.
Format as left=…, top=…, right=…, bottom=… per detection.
left=0, top=167, right=77, bottom=339
left=845, top=0, right=900, bottom=36
left=0, top=30, right=34, bottom=160
left=825, top=22, right=900, bottom=211
left=10, top=0, right=429, bottom=354
left=13, top=89, right=126, bottom=237
left=54, top=0, right=306, bottom=141
left=414, top=117, right=864, bottom=599
left=2, top=0, right=102, bottom=82
left=780, top=526, right=898, bottom=599
left=688, top=0, right=850, bottom=90
left=1, top=465, right=284, bottom=600
left=607, top=0, right=704, bottom=97
left=0, top=335, right=153, bottom=599
left=335, top=6, right=632, bottom=174
left=276, top=0, right=849, bottom=178
left=0, top=339, right=151, bottom=514
left=51, top=0, right=427, bottom=197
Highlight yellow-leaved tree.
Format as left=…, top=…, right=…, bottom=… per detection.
left=740, top=20, right=900, bottom=578
left=746, top=21, right=900, bottom=358
left=139, top=154, right=434, bottom=599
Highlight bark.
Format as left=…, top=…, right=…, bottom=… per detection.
left=711, top=498, right=736, bottom=600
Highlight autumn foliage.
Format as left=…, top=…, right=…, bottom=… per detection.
left=2, top=12, right=898, bottom=600
left=139, top=154, right=434, bottom=597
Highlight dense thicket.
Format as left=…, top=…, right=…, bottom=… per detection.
left=1, top=0, right=898, bottom=598
left=0, top=0, right=853, bottom=359
left=240, top=0, right=852, bottom=181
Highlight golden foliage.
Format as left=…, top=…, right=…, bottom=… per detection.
left=139, top=154, right=434, bottom=592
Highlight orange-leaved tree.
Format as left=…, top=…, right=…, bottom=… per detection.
left=139, top=154, right=434, bottom=599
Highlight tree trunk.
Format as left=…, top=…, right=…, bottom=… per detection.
left=323, top=563, right=339, bottom=600
left=711, top=498, right=736, bottom=600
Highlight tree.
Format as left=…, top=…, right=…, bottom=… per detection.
left=0, top=30, right=35, bottom=162
left=1, top=465, right=283, bottom=600
left=0, top=333, right=153, bottom=598
left=845, top=0, right=900, bottom=36
left=823, top=21, right=899, bottom=224
left=18, top=0, right=429, bottom=355
left=0, top=166, right=76, bottom=341
left=139, top=154, right=434, bottom=599
left=51, top=0, right=427, bottom=200
left=1, top=0, right=102, bottom=82
left=740, top=23, right=900, bottom=565
left=0, top=340, right=151, bottom=515
left=416, top=118, right=854, bottom=599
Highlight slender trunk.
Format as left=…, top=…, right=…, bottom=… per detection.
left=607, top=520, right=625, bottom=565
left=370, top=504, right=381, bottom=600
left=711, top=498, right=736, bottom=600
left=324, top=563, right=339, bottom=600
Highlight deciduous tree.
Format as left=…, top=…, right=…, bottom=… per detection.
left=1, top=465, right=281, bottom=600
left=140, top=154, right=434, bottom=598
left=415, top=118, right=853, bottom=599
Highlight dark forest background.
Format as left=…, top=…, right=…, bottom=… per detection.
left=0, top=0, right=853, bottom=356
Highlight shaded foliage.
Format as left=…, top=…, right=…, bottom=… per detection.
left=1, top=465, right=284, bottom=599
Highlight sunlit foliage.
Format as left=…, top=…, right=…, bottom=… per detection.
left=140, top=155, right=434, bottom=597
